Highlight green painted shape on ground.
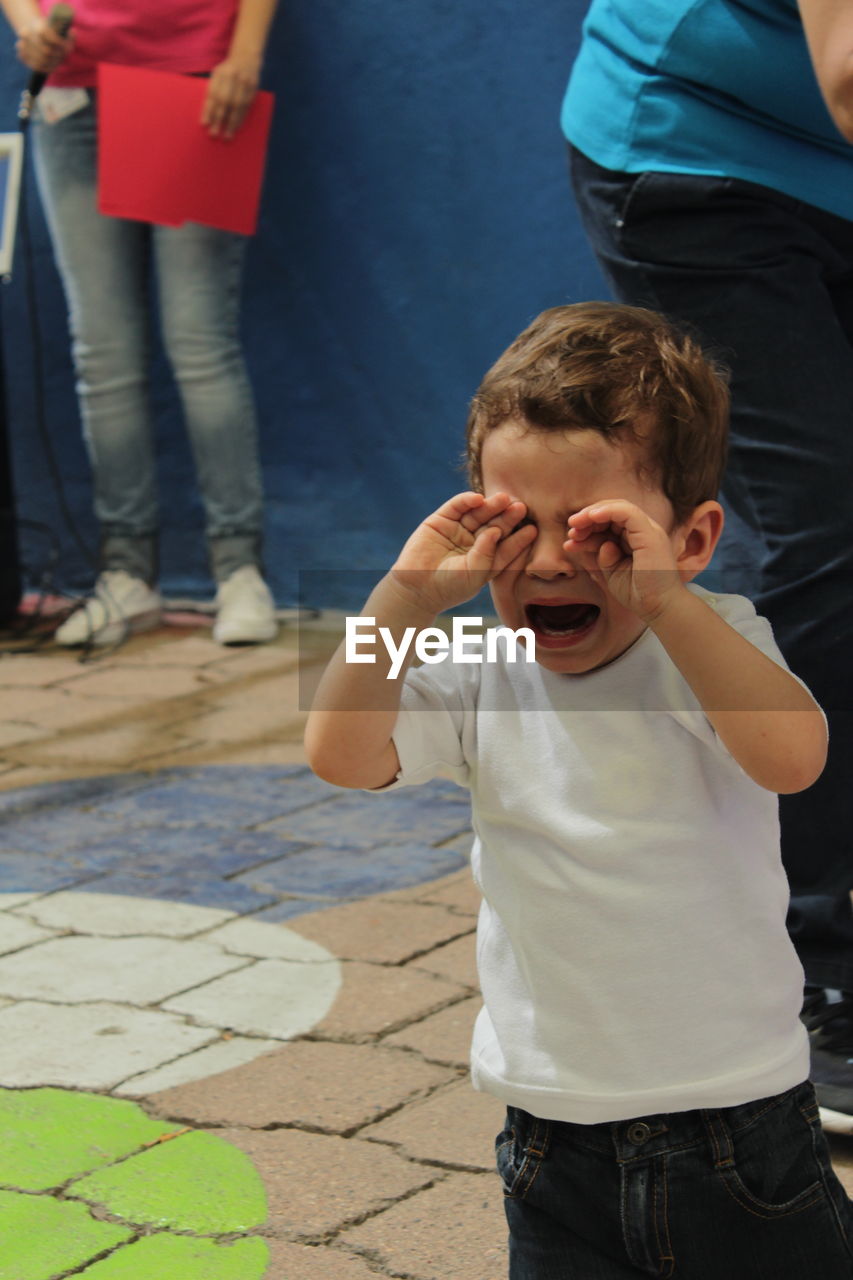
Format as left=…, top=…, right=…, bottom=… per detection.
left=70, top=1130, right=267, bottom=1233
left=75, top=1233, right=269, bottom=1279
left=0, top=1087, right=175, bottom=1191
left=0, top=1189, right=133, bottom=1280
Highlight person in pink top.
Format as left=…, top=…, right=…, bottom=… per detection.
left=0, top=0, right=280, bottom=645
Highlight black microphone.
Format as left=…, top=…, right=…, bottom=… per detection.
left=18, top=3, right=74, bottom=124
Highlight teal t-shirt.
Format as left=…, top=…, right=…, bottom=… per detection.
left=562, top=0, right=853, bottom=220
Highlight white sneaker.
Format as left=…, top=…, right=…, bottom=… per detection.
left=54, top=571, right=162, bottom=647
left=212, top=565, right=278, bottom=645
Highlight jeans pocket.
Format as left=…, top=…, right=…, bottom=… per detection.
left=495, top=1107, right=550, bottom=1201
left=616, top=171, right=743, bottom=268
left=709, top=1088, right=825, bottom=1219
left=613, top=169, right=806, bottom=278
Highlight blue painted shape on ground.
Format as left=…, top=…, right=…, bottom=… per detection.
left=266, top=786, right=472, bottom=851
left=235, top=841, right=471, bottom=900
left=251, top=897, right=354, bottom=923
left=0, top=811, right=137, bottom=855
left=82, top=872, right=280, bottom=914
left=54, top=831, right=310, bottom=878
left=0, top=766, right=472, bottom=917
left=90, top=773, right=339, bottom=828
left=0, top=773, right=153, bottom=818
left=0, top=853, right=99, bottom=895
left=167, top=766, right=342, bottom=809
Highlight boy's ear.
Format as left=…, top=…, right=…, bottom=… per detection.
left=675, top=500, right=724, bottom=581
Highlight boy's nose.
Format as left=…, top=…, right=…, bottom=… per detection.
left=524, top=532, right=579, bottom=580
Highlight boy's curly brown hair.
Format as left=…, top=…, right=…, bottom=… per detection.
left=465, top=302, right=729, bottom=526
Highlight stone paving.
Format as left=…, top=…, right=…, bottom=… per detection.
left=0, top=612, right=506, bottom=1279
left=1, top=609, right=852, bottom=1279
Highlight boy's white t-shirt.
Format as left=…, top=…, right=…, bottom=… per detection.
left=384, top=585, right=811, bottom=1124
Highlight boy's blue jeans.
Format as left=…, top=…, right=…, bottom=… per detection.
left=32, top=97, right=265, bottom=584
left=497, top=1082, right=853, bottom=1278
left=569, top=146, right=853, bottom=992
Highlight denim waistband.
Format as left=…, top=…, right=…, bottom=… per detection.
left=507, top=1080, right=816, bottom=1164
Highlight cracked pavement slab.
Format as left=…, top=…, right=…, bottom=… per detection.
left=0, top=1090, right=269, bottom=1280
left=0, top=620, right=509, bottom=1278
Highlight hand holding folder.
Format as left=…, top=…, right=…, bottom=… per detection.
left=97, top=63, right=274, bottom=236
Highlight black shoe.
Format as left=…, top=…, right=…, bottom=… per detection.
left=802, top=987, right=853, bottom=1134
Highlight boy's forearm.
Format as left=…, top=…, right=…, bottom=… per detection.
left=304, top=575, right=437, bottom=790
left=649, top=590, right=828, bottom=793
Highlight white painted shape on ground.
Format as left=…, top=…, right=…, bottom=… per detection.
left=199, top=917, right=333, bottom=962
left=0, top=893, right=342, bottom=1092
left=15, top=891, right=232, bottom=937
left=0, top=913, right=60, bottom=955
left=115, top=1034, right=283, bottom=1097
left=163, top=957, right=342, bottom=1039
left=0, top=892, right=45, bottom=909
left=0, top=1001, right=217, bottom=1088
left=0, top=935, right=249, bottom=1004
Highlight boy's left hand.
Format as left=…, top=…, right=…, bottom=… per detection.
left=565, top=499, right=685, bottom=623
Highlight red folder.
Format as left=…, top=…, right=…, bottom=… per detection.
left=97, top=63, right=274, bottom=236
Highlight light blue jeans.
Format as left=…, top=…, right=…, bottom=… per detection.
left=33, top=94, right=265, bottom=584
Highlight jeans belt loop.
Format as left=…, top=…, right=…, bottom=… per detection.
left=703, top=1110, right=735, bottom=1169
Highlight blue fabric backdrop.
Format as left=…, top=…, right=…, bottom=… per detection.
left=0, top=0, right=604, bottom=609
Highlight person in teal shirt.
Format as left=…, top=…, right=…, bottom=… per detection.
left=564, top=0, right=853, bottom=1136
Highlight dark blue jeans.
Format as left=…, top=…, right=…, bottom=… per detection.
left=497, top=1082, right=853, bottom=1278
left=570, top=147, right=853, bottom=990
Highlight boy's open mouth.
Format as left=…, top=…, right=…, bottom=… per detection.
left=525, top=602, right=601, bottom=642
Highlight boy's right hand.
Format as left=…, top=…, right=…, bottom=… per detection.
left=389, top=491, right=536, bottom=616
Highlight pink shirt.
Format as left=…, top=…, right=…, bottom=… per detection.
left=41, top=0, right=237, bottom=87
